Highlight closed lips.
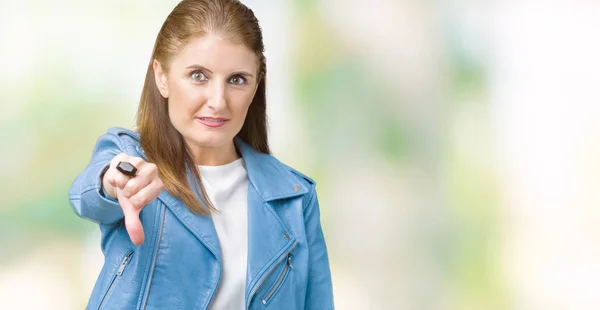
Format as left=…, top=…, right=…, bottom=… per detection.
left=197, top=117, right=228, bottom=122
left=196, top=117, right=229, bottom=127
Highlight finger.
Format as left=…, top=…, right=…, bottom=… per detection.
left=111, top=169, right=132, bottom=190
left=121, top=162, right=158, bottom=198
left=109, top=153, right=130, bottom=169
left=106, top=153, right=126, bottom=186
left=129, top=179, right=163, bottom=209
left=117, top=188, right=145, bottom=245
left=105, top=172, right=116, bottom=188
left=111, top=153, right=144, bottom=175
left=108, top=153, right=133, bottom=188
left=121, top=177, right=145, bottom=199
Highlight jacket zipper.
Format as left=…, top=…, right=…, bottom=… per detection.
left=262, top=252, right=294, bottom=304
left=247, top=241, right=298, bottom=309
left=99, top=251, right=133, bottom=309
left=141, top=206, right=167, bottom=309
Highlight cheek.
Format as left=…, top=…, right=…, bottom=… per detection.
left=230, top=92, right=254, bottom=119
left=169, top=81, right=205, bottom=116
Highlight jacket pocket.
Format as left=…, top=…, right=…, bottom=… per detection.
left=98, top=251, right=134, bottom=310
left=261, top=252, right=294, bottom=305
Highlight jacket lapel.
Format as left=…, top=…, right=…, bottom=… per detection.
left=244, top=186, right=297, bottom=301
left=234, top=136, right=309, bottom=201
left=132, top=136, right=222, bottom=261
left=234, top=138, right=309, bottom=303
left=156, top=190, right=222, bottom=261
left=127, top=130, right=308, bottom=298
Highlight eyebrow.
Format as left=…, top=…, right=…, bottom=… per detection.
left=186, top=64, right=254, bottom=78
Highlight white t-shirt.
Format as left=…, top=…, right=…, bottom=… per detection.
left=198, top=158, right=249, bottom=310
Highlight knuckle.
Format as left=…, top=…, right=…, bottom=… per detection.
left=144, top=162, right=157, bottom=175
left=131, top=156, right=145, bottom=166
left=124, top=179, right=137, bottom=192
left=132, top=195, right=148, bottom=208
left=113, top=178, right=123, bottom=188
left=105, top=173, right=116, bottom=185
left=116, top=175, right=129, bottom=188
left=129, top=197, right=139, bottom=208
left=152, top=178, right=163, bottom=190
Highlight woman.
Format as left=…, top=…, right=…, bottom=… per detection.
left=68, top=0, right=334, bottom=309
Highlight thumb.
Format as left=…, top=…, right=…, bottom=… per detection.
left=117, top=188, right=145, bottom=245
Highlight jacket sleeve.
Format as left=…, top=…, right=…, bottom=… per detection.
left=68, top=131, right=125, bottom=224
left=304, top=186, right=335, bottom=309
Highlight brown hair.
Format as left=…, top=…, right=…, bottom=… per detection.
left=136, top=0, right=269, bottom=215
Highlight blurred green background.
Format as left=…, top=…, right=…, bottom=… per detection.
left=1, top=1, right=600, bottom=309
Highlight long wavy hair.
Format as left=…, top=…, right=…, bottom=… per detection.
left=136, top=0, right=269, bottom=215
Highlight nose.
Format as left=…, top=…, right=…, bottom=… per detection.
left=206, top=81, right=226, bottom=111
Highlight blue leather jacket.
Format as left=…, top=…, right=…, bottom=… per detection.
left=68, top=128, right=334, bottom=309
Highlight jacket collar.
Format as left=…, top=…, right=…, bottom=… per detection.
left=233, top=136, right=308, bottom=201
left=120, top=127, right=309, bottom=202
left=117, top=128, right=302, bottom=300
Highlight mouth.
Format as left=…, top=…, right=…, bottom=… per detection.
left=196, top=117, right=229, bottom=128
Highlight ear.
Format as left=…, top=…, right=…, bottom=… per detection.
left=153, top=59, right=169, bottom=99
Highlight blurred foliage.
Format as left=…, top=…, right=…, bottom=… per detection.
left=0, top=1, right=513, bottom=308
left=290, top=1, right=507, bottom=308
left=292, top=2, right=408, bottom=167
left=441, top=25, right=507, bottom=309
left=0, top=70, right=132, bottom=263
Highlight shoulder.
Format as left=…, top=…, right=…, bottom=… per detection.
left=258, top=151, right=317, bottom=189
left=96, top=127, right=141, bottom=150
left=235, top=137, right=317, bottom=199
left=279, top=162, right=320, bottom=212
left=284, top=163, right=316, bottom=189
left=105, top=127, right=141, bottom=146
left=276, top=158, right=319, bottom=200
left=92, top=127, right=142, bottom=156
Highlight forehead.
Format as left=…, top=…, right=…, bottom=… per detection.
left=170, top=34, right=258, bottom=73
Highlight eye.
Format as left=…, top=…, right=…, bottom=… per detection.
left=228, top=75, right=247, bottom=85
left=190, top=71, right=207, bottom=82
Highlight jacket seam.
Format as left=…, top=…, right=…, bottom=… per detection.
left=106, top=131, right=127, bottom=151
left=262, top=191, right=306, bottom=202
left=287, top=167, right=316, bottom=186
left=80, top=185, right=101, bottom=196
left=303, top=186, right=317, bottom=213
left=112, top=130, right=140, bottom=152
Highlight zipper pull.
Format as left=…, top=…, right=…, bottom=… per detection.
left=287, top=253, right=294, bottom=270
left=117, top=253, right=132, bottom=276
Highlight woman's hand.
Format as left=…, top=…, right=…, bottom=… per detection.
left=102, top=153, right=164, bottom=245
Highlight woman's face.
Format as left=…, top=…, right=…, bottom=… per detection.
left=153, top=34, right=259, bottom=154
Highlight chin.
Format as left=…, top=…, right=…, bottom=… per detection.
left=186, top=132, right=233, bottom=148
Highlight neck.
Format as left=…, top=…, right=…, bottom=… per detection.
left=189, top=140, right=240, bottom=166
